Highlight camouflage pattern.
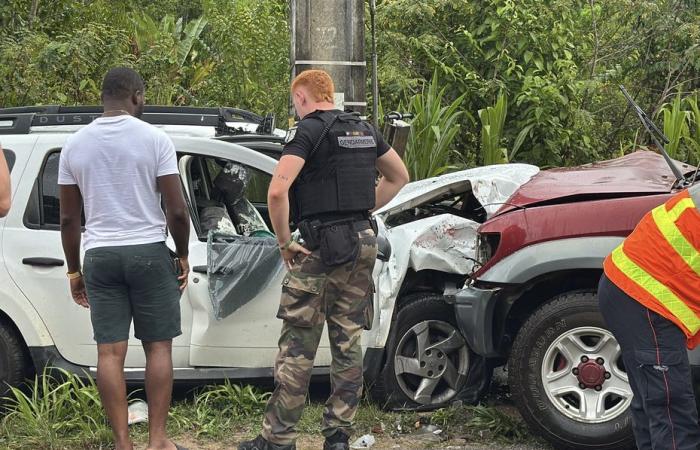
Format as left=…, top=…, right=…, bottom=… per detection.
left=262, top=227, right=377, bottom=446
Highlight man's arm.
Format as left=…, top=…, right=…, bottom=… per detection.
left=157, top=174, right=190, bottom=289
left=60, top=185, right=83, bottom=273
left=267, top=155, right=306, bottom=246
left=373, top=148, right=410, bottom=211
left=158, top=174, right=189, bottom=256
left=60, top=184, right=88, bottom=308
left=0, top=145, right=11, bottom=217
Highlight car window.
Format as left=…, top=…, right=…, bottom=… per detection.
left=24, top=150, right=84, bottom=229
left=188, top=156, right=272, bottom=239
left=203, top=157, right=271, bottom=204
left=40, top=152, right=61, bottom=226
left=2, top=148, right=16, bottom=172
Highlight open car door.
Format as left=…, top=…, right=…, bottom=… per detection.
left=173, top=138, right=332, bottom=370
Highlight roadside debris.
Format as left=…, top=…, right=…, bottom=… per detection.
left=350, top=434, right=376, bottom=448
left=409, top=423, right=444, bottom=442
left=127, top=400, right=148, bottom=425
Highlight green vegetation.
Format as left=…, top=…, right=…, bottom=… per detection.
left=0, top=369, right=538, bottom=449
left=1, top=0, right=699, bottom=175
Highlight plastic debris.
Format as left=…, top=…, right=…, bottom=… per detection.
left=127, top=400, right=148, bottom=425
left=409, top=424, right=443, bottom=442
left=350, top=434, right=376, bottom=449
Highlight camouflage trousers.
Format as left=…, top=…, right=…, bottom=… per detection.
left=262, top=227, right=377, bottom=445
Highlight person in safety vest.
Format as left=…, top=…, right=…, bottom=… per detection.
left=599, top=183, right=700, bottom=450
left=238, top=70, right=409, bottom=450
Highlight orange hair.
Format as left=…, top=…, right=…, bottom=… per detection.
left=291, top=69, right=335, bottom=103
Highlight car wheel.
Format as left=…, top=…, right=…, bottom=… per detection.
left=371, top=293, right=488, bottom=410
left=0, top=320, right=29, bottom=399
left=509, top=291, right=636, bottom=450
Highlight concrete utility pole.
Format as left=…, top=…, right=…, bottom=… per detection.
left=290, top=0, right=366, bottom=118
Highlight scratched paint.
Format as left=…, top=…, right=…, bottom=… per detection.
left=364, top=164, right=539, bottom=349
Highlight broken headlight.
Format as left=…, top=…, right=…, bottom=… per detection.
left=477, top=233, right=500, bottom=266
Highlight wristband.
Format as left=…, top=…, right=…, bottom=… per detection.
left=280, top=239, right=293, bottom=251
left=67, top=271, right=82, bottom=280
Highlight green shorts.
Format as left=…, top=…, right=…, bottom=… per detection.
left=84, top=242, right=182, bottom=344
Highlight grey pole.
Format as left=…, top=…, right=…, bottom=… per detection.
left=290, top=0, right=366, bottom=115
left=370, top=0, right=379, bottom=129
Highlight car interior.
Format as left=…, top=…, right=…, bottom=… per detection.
left=182, top=155, right=274, bottom=240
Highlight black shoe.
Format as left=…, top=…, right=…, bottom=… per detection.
left=238, top=435, right=296, bottom=450
left=323, top=430, right=350, bottom=450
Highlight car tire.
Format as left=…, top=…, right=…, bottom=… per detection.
left=0, top=320, right=28, bottom=399
left=508, top=291, right=636, bottom=450
left=370, top=293, right=489, bottom=410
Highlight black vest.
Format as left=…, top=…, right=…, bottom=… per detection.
left=290, top=111, right=377, bottom=223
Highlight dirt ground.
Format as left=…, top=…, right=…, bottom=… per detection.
left=166, top=434, right=549, bottom=450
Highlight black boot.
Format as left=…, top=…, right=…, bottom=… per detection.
left=323, top=430, right=350, bottom=450
left=238, top=435, right=296, bottom=450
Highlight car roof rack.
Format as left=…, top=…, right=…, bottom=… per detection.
left=0, top=105, right=277, bottom=136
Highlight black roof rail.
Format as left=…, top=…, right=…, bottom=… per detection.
left=0, top=105, right=275, bottom=136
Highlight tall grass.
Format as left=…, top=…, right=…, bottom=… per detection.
left=479, top=92, right=534, bottom=165
left=659, top=93, right=691, bottom=159
left=179, top=380, right=271, bottom=438
left=656, top=92, right=700, bottom=166
left=1, top=370, right=537, bottom=448
left=1, top=368, right=111, bottom=448
left=403, top=71, right=466, bottom=181
left=686, top=95, right=700, bottom=165
left=480, top=93, right=508, bottom=165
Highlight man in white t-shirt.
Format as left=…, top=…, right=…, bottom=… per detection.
left=58, top=67, right=190, bottom=450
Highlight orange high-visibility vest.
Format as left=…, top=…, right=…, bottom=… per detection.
left=603, top=183, right=700, bottom=349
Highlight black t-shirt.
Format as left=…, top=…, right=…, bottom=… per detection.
left=282, top=109, right=391, bottom=160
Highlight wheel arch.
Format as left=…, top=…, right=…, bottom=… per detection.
left=497, top=269, right=603, bottom=359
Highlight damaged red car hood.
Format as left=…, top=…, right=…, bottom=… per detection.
left=500, top=151, right=696, bottom=213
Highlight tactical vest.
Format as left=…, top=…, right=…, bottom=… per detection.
left=290, top=111, right=377, bottom=223
left=604, top=183, right=700, bottom=348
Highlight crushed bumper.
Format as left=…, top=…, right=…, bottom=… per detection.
left=454, top=285, right=502, bottom=358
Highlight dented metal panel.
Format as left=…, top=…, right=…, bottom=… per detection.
left=366, top=164, right=539, bottom=348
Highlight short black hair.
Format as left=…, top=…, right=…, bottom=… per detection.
left=101, top=67, right=144, bottom=100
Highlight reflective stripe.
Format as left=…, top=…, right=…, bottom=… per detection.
left=652, top=201, right=700, bottom=275
left=611, top=246, right=700, bottom=334
left=667, top=198, right=695, bottom=221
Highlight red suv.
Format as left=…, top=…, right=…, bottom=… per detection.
left=453, top=151, right=700, bottom=449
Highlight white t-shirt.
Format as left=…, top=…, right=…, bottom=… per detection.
left=58, top=115, right=179, bottom=250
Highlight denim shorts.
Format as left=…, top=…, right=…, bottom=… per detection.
left=83, top=242, right=182, bottom=344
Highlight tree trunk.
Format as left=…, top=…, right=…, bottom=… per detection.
left=29, top=0, right=40, bottom=29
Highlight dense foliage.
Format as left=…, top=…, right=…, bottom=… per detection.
left=1, top=0, right=699, bottom=173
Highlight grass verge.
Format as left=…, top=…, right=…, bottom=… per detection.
left=1, top=369, right=541, bottom=449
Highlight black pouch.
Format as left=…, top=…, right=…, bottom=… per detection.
left=297, top=219, right=321, bottom=251
left=319, top=223, right=359, bottom=266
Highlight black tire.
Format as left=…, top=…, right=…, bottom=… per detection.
left=370, top=293, right=489, bottom=410
left=0, top=320, right=28, bottom=400
left=508, top=291, right=636, bottom=450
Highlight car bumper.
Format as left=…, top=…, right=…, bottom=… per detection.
left=454, top=285, right=502, bottom=358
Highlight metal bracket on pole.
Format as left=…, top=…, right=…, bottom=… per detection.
left=294, top=60, right=367, bottom=67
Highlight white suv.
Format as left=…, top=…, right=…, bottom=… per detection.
left=0, top=105, right=532, bottom=410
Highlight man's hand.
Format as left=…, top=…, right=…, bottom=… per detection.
left=70, top=277, right=89, bottom=308
left=281, top=241, right=311, bottom=270
left=177, top=257, right=190, bottom=291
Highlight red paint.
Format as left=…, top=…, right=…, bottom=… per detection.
left=498, top=151, right=691, bottom=214
left=472, top=150, right=697, bottom=278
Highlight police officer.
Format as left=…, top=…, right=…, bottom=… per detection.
left=599, top=182, right=700, bottom=450
left=239, top=70, right=409, bottom=450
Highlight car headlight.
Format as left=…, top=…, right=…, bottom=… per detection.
left=477, top=233, right=500, bottom=266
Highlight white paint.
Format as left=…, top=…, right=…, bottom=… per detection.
left=365, top=164, right=539, bottom=348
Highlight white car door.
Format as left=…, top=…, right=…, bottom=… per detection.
left=172, top=137, right=332, bottom=368
left=2, top=135, right=192, bottom=368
